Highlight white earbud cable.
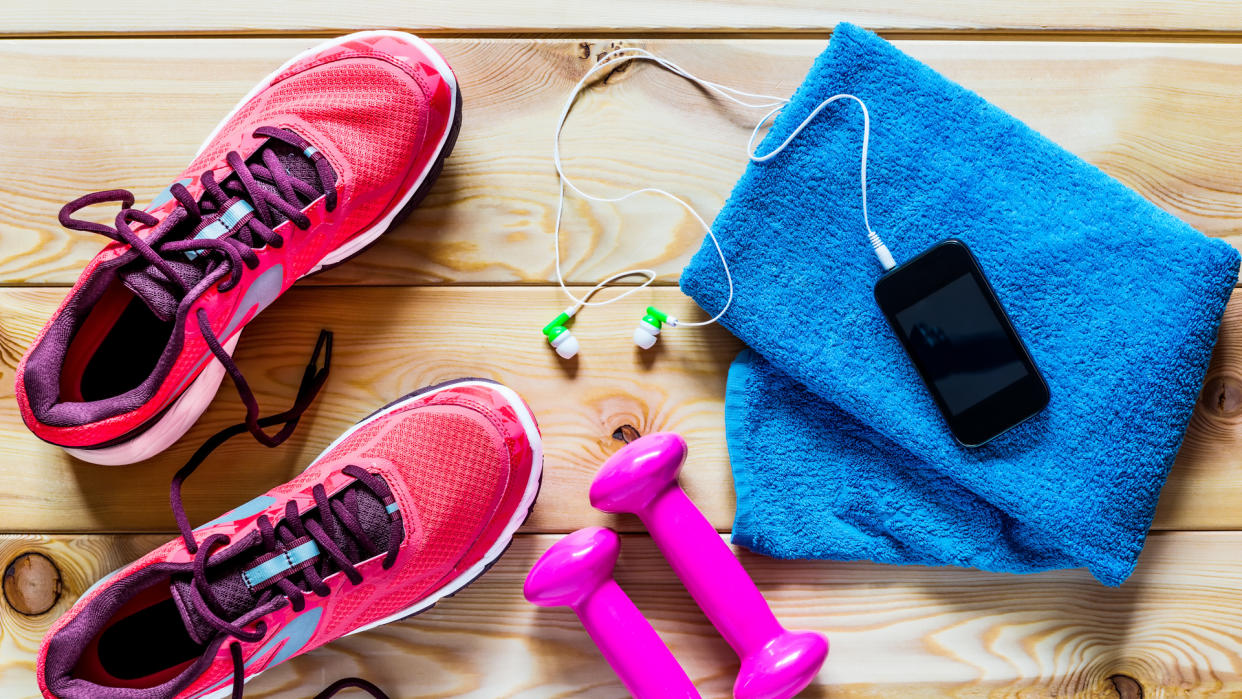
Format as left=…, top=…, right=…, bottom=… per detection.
left=552, top=47, right=893, bottom=329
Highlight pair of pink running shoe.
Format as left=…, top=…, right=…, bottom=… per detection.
left=17, top=33, right=543, bottom=699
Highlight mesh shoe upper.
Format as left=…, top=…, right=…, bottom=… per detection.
left=187, top=53, right=432, bottom=237
left=16, top=31, right=457, bottom=452
left=37, top=380, right=541, bottom=699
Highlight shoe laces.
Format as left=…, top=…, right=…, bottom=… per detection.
left=68, top=127, right=394, bottom=698
left=60, top=127, right=336, bottom=301
left=57, top=127, right=339, bottom=449
left=171, top=416, right=404, bottom=698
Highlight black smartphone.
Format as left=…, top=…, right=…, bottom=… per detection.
left=873, top=239, right=1049, bottom=446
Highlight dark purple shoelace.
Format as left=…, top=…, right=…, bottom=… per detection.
left=64, top=129, right=396, bottom=697
left=172, top=420, right=402, bottom=698
left=58, top=127, right=339, bottom=449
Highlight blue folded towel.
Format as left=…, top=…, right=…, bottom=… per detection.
left=681, top=24, right=1239, bottom=585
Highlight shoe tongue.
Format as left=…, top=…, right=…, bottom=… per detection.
left=171, top=483, right=394, bottom=645
left=109, top=210, right=205, bottom=322
left=116, top=137, right=325, bottom=322
left=170, top=555, right=257, bottom=646
left=227, top=140, right=324, bottom=239
left=120, top=257, right=205, bottom=323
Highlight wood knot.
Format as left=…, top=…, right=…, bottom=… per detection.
left=1200, top=375, right=1242, bottom=418
left=1109, top=674, right=1143, bottom=699
left=578, top=42, right=591, bottom=59
left=612, top=424, right=641, bottom=444
left=597, top=42, right=632, bottom=84
left=4, top=552, right=62, bottom=616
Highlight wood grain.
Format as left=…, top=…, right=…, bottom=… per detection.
left=2, top=553, right=61, bottom=616
left=4, top=1, right=1242, bottom=36
left=2, top=4, right=1240, bottom=698
left=3, top=39, right=1242, bottom=286
left=0, top=286, right=1238, bottom=534
left=0, top=534, right=162, bottom=695
left=1166, top=295, right=1242, bottom=531
left=1, top=531, right=1239, bottom=698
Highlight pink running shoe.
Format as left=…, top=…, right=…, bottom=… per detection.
left=37, top=379, right=542, bottom=699
left=15, top=31, right=461, bottom=465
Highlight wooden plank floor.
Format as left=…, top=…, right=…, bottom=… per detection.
left=7, top=39, right=1242, bottom=286
left=5, top=1, right=1242, bottom=35
left=1, top=5, right=1241, bottom=699
left=2, top=533, right=1241, bottom=698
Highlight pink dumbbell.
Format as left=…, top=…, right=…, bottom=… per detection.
left=590, top=433, right=828, bottom=699
left=524, top=526, right=701, bottom=699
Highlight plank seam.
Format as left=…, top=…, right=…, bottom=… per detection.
left=0, top=282, right=688, bottom=289
left=0, top=526, right=1231, bottom=536
left=4, top=281, right=1241, bottom=289
left=7, top=30, right=1242, bottom=42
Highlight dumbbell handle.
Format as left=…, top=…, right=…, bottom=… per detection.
left=639, top=486, right=783, bottom=658
left=575, top=578, right=701, bottom=699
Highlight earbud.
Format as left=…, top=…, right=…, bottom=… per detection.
left=543, top=310, right=580, bottom=359
left=544, top=306, right=679, bottom=358
left=545, top=52, right=884, bottom=368
left=634, top=307, right=677, bottom=350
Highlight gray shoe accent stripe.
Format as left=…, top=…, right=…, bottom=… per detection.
left=170, top=263, right=285, bottom=397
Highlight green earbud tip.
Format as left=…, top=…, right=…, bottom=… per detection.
left=645, top=306, right=670, bottom=325
left=542, top=312, right=571, bottom=338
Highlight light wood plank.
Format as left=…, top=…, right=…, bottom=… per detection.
left=0, top=286, right=740, bottom=534
left=0, top=534, right=162, bottom=673
left=1, top=531, right=1239, bottom=698
left=3, top=39, right=1242, bottom=286
left=1165, top=294, right=1242, bottom=530
left=3, top=1, right=1242, bottom=35
left=0, top=286, right=1238, bottom=533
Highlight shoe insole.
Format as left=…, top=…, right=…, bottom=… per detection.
left=78, top=294, right=175, bottom=402
left=94, top=597, right=204, bottom=681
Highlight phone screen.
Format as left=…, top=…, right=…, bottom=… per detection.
left=874, top=239, right=1048, bottom=446
left=894, top=274, right=1030, bottom=416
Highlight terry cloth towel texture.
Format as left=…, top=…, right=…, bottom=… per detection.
left=680, top=23, right=1239, bottom=586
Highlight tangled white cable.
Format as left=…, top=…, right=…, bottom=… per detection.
left=543, top=47, right=891, bottom=359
